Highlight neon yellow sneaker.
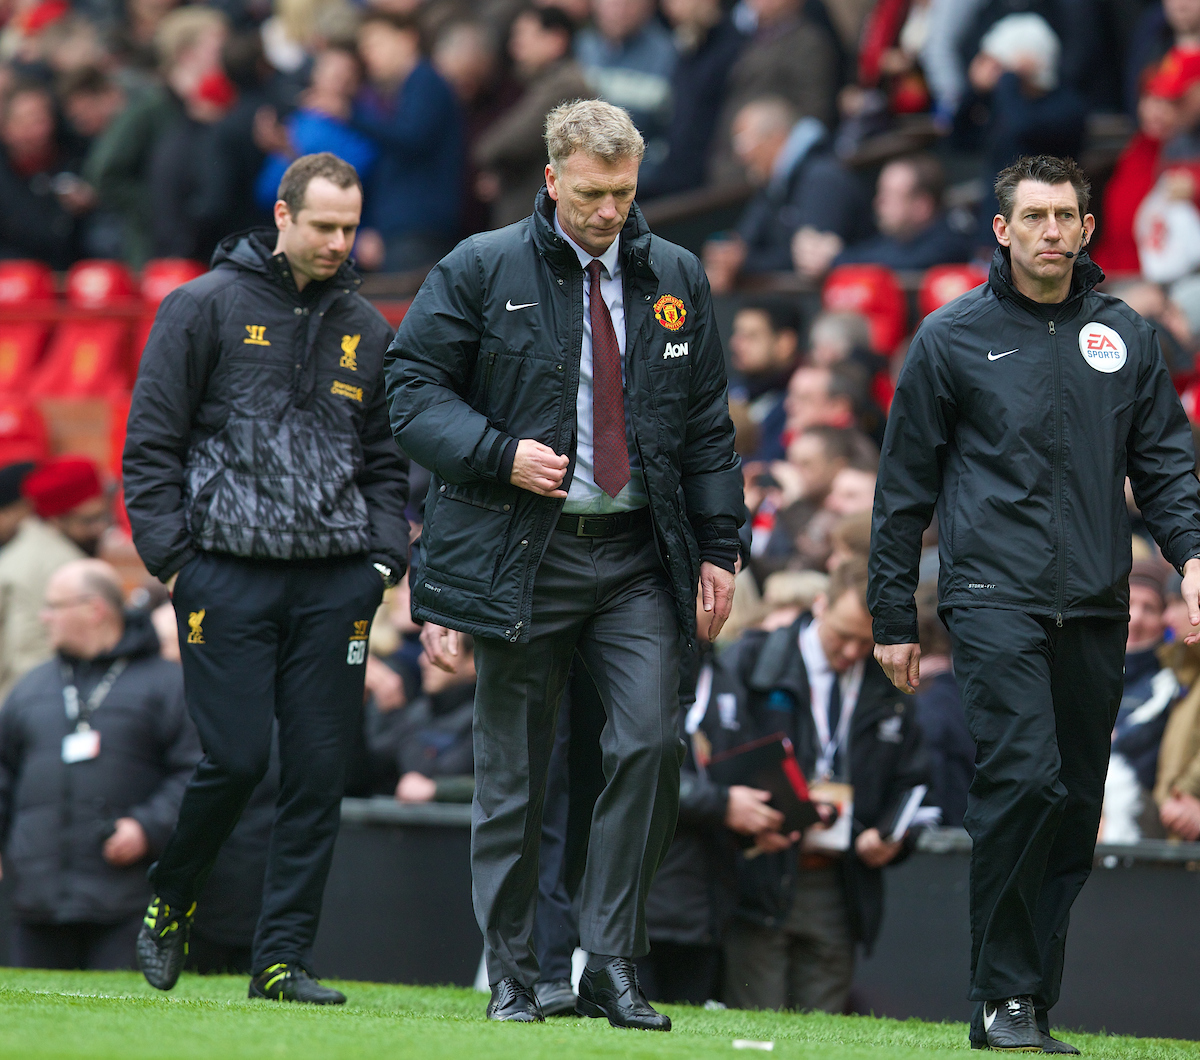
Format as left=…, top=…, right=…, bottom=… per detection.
left=249, top=963, right=346, bottom=1004
left=136, top=896, right=195, bottom=990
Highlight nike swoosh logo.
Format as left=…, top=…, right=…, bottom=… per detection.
left=987, top=349, right=1019, bottom=361
left=983, top=1004, right=996, bottom=1032
left=506, top=300, right=538, bottom=311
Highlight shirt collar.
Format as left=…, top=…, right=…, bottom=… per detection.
left=769, top=117, right=826, bottom=191
left=554, top=209, right=621, bottom=280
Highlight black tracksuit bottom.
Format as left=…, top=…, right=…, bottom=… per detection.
left=150, top=552, right=383, bottom=974
left=945, top=608, right=1125, bottom=1038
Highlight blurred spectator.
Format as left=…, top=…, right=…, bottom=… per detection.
left=1109, top=281, right=1195, bottom=377
left=0, top=457, right=111, bottom=701
left=911, top=582, right=973, bottom=829
left=1091, top=47, right=1200, bottom=276
left=806, top=311, right=885, bottom=384
left=826, top=510, right=871, bottom=572
left=150, top=63, right=239, bottom=260
left=366, top=635, right=476, bottom=804
left=84, top=6, right=229, bottom=267
left=1125, top=0, right=1200, bottom=117
left=959, top=14, right=1086, bottom=248
left=473, top=5, right=587, bottom=229
left=0, top=80, right=89, bottom=269
left=0, top=559, right=199, bottom=970
left=576, top=0, right=676, bottom=154
left=727, top=300, right=801, bottom=462
left=433, top=19, right=522, bottom=236
left=785, top=363, right=862, bottom=437
left=710, top=0, right=840, bottom=186
left=831, top=154, right=973, bottom=271
left=823, top=464, right=877, bottom=518
left=1155, top=640, right=1200, bottom=840
left=854, top=0, right=934, bottom=119
left=637, top=0, right=746, bottom=199
left=60, top=66, right=128, bottom=145
left=720, top=557, right=929, bottom=1013
left=254, top=45, right=378, bottom=212
left=197, top=31, right=277, bottom=249
left=0, top=463, right=34, bottom=549
left=1102, top=560, right=1179, bottom=842
left=704, top=96, right=869, bottom=293
left=352, top=12, right=464, bottom=271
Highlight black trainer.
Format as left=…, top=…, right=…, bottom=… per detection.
left=249, top=964, right=346, bottom=1005
left=136, top=896, right=195, bottom=991
left=983, top=996, right=1042, bottom=1051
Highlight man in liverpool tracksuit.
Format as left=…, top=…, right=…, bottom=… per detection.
left=121, top=153, right=409, bottom=1004
left=870, top=155, right=1200, bottom=1052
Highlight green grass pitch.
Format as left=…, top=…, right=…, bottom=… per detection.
left=0, top=970, right=1196, bottom=1060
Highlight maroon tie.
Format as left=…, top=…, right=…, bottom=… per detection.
left=587, top=259, right=630, bottom=498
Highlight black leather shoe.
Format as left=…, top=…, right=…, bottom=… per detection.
left=576, top=958, right=671, bottom=1031
left=487, top=977, right=544, bottom=1022
left=983, top=996, right=1042, bottom=1051
left=533, top=978, right=577, bottom=1017
left=1041, top=1032, right=1080, bottom=1054
left=248, top=964, right=346, bottom=1004
left=136, top=896, right=195, bottom=991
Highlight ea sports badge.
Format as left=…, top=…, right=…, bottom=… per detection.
left=1078, top=322, right=1127, bottom=373
left=654, top=294, right=686, bottom=331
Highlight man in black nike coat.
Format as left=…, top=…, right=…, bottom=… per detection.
left=869, top=155, right=1200, bottom=1052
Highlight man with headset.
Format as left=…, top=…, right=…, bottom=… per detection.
left=869, top=155, right=1200, bottom=1052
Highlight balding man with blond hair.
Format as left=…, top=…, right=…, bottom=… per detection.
left=0, top=559, right=198, bottom=970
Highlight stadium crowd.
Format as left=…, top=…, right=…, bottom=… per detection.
left=1, top=0, right=1200, bottom=1017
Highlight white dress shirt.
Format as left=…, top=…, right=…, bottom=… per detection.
left=554, top=213, right=648, bottom=515
left=798, top=617, right=865, bottom=781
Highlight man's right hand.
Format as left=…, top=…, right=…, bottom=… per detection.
left=875, top=642, right=921, bottom=693
left=421, top=622, right=460, bottom=673
left=724, top=785, right=785, bottom=836
left=510, top=439, right=569, bottom=497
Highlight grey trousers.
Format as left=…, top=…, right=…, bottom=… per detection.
left=471, top=524, right=684, bottom=987
left=723, top=866, right=855, bottom=1013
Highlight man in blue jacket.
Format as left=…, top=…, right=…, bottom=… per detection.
left=353, top=11, right=463, bottom=271
left=870, top=155, right=1200, bottom=1052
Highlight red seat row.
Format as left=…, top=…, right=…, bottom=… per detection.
left=0, top=259, right=205, bottom=397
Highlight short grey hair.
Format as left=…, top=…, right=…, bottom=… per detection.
left=544, top=99, right=645, bottom=174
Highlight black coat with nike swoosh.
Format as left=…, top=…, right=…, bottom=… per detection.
left=122, top=230, right=410, bottom=582
left=385, top=189, right=744, bottom=644
left=869, top=249, right=1200, bottom=644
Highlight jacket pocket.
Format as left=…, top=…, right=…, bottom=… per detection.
left=423, top=478, right=517, bottom=591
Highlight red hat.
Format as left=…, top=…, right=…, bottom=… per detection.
left=1145, top=46, right=1200, bottom=101
left=22, top=456, right=103, bottom=519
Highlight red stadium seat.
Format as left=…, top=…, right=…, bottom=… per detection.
left=0, top=261, right=57, bottom=395
left=0, top=260, right=55, bottom=306
left=65, top=259, right=136, bottom=308
left=141, top=258, right=205, bottom=305
left=822, top=265, right=908, bottom=355
left=0, top=397, right=50, bottom=464
left=918, top=264, right=988, bottom=319
left=29, top=320, right=131, bottom=397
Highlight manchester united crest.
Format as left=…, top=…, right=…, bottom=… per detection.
left=653, top=294, right=686, bottom=331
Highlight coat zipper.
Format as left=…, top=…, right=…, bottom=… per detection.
left=1049, top=318, right=1065, bottom=626
left=481, top=350, right=497, bottom=408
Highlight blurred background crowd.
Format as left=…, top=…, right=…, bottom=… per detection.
left=0, top=0, right=1199, bottom=1011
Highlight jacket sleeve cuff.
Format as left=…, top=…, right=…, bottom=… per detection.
left=696, top=515, right=739, bottom=572
left=497, top=436, right=519, bottom=485
left=871, top=614, right=920, bottom=645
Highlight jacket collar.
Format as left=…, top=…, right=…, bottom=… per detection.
left=211, top=228, right=364, bottom=299
left=530, top=185, right=656, bottom=280
left=987, top=245, right=1103, bottom=317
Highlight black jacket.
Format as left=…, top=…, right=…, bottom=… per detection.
left=0, top=612, right=200, bottom=924
left=714, top=616, right=928, bottom=950
left=870, top=250, right=1200, bottom=645
left=123, top=230, right=410, bottom=581
left=386, top=191, right=743, bottom=644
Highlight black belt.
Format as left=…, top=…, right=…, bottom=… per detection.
left=555, top=507, right=651, bottom=537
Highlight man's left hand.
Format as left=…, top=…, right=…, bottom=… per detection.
left=103, top=817, right=149, bottom=867
left=855, top=827, right=903, bottom=868
left=699, top=561, right=736, bottom=640
left=1182, top=558, right=1200, bottom=644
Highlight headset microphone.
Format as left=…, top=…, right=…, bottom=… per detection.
left=1063, top=231, right=1090, bottom=260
